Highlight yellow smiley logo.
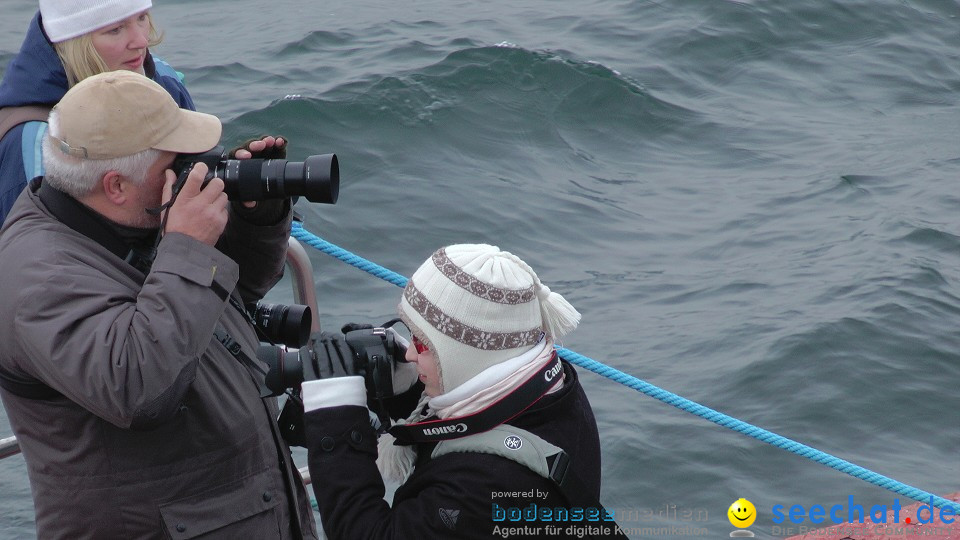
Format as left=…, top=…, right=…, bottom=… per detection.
left=727, top=498, right=757, bottom=528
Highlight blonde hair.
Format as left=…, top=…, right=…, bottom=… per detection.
left=53, top=13, right=164, bottom=87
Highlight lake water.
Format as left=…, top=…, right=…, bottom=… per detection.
left=1, top=1, right=958, bottom=538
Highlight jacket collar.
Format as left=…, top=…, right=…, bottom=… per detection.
left=33, top=178, right=157, bottom=263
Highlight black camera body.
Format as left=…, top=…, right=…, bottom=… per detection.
left=171, top=145, right=339, bottom=203
left=259, top=325, right=406, bottom=398
left=261, top=323, right=409, bottom=445
left=343, top=327, right=408, bottom=401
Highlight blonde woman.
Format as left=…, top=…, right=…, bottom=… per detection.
left=0, top=1, right=193, bottom=224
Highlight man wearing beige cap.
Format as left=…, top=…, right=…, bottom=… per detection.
left=0, top=71, right=318, bottom=539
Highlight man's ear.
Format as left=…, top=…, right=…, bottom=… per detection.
left=101, top=171, right=128, bottom=205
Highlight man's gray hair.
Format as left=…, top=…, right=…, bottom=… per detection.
left=42, top=109, right=165, bottom=199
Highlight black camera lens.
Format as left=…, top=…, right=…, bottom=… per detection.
left=252, top=302, right=312, bottom=348
left=216, top=155, right=339, bottom=204
left=258, top=345, right=307, bottom=397
left=171, top=145, right=340, bottom=204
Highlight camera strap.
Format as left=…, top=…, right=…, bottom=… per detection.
left=387, top=352, right=563, bottom=445
left=212, top=325, right=274, bottom=398
left=0, top=105, right=52, bottom=142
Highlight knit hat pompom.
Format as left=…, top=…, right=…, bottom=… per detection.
left=398, top=244, right=580, bottom=394
left=502, top=252, right=581, bottom=340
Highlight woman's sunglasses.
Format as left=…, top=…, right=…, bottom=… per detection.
left=412, top=335, right=429, bottom=354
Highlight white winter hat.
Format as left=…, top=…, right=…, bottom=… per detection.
left=398, top=244, right=580, bottom=394
left=40, top=0, right=153, bottom=43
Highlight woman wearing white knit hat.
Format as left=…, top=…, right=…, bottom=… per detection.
left=301, top=244, right=626, bottom=539
left=0, top=1, right=193, bottom=224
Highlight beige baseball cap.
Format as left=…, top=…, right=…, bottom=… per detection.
left=50, top=70, right=222, bottom=160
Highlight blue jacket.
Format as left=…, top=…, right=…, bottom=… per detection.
left=0, top=12, right=195, bottom=224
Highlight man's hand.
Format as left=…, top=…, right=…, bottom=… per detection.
left=232, top=135, right=285, bottom=160
left=161, top=162, right=228, bottom=246
left=231, top=135, right=286, bottom=209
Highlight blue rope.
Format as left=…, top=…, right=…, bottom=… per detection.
left=291, top=222, right=960, bottom=512
left=557, top=347, right=959, bottom=512
left=292, top=223, right=408, bottom=288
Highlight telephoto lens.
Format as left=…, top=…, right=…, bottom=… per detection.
left=216, top=154, right=339, bottom=203
left=171, top=145, right=340, bottom=204
left=251, top=302, right=312, bottom=348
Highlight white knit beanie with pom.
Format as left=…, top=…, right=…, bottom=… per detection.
left=40, top=0, right=153, bottom=43
left=398, top=244, right=580, bottom=394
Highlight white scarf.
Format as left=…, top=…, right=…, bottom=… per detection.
left=376, top=338, right=562, bottom=483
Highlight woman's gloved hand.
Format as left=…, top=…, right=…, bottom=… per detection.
left=300, top=322, right=419, bottom=393
left=302, top=331, right=361, bottom=381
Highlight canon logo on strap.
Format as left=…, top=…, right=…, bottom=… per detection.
left=544, top=361, right=563, bottom=382
left=422, top=423, right=469, bottom=436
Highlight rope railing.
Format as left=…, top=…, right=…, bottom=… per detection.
left=292, top=221, right=960, bottom=513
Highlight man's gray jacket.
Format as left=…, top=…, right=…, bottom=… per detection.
left=0, top=180, right=317, bottom=539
